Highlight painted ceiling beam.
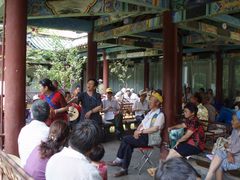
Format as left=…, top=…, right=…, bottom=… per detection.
left=95, top=10, right=158, bottom=27
left=28, top=18, right=93, bottom=32
left=105, top=46, right=141, bottom=54
left=94, top=16, right=163, bottom=41
left=128, top=32, right=162, bottom=41
left=174, top=0, right=240, bottom=23
left=102, top=37, right=163, bottom=49
left=27, top=0, right=159, bottom=19
left=183, top=34, right=216, bottom=44
left=208, top=14, right=240, bottom=29
left=179, top=21, right=240, bottom=43
left=183, top=48, right=215, bottom=54
left=117, top=0, right=169, bottom=10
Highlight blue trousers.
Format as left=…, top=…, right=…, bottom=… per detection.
left=117, top=134, right=148, bottom=170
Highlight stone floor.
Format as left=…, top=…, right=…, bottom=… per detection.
left=102, top=137, right=239, bottom=180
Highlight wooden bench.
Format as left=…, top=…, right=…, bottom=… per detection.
left=0, top=150, right=33, bottom=180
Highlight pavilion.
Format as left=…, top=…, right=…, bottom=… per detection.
left=0, top=0, right=240, bottom=160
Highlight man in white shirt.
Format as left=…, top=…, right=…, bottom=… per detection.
left=46, top=121, right=101, bottom=180
left=18, top=100, right=50, bottom=167
left=108, top=92, right=165, bottom=177
left=103, top=88, right=124, bottom=139
left=132, top=90, right=149, bottom=123
left=123, top=88, right=139, bottom=104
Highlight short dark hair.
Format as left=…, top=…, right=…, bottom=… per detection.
left=69, top=121, right=100, bottom=155
left=184, top=102, right=198, bottom=116
left=87, top=79, right=99, bottom=87
left=39, top=78, right=56, bottom=92
left=155, top=157, right=201, bottom=180
left=39, top=120, right=70, bottom=159
left=88, top=144, right=105, bottom=162
left=193, top=92, right=202, bottom=103
left=31, top=100, right=50, bottom=122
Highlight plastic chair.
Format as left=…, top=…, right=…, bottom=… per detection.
left=134, top=146, right=155, bottom=174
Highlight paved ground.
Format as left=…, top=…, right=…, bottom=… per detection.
left=102, top=137, right=239, bottom=180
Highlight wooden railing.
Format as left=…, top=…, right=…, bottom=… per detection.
left=0, top=150, right=33, bottom=180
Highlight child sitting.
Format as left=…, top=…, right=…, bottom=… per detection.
left=89, top=144, right=107, bottom=180
left=206, top=112, right=240, bottom=180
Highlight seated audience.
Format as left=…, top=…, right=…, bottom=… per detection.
left=18, top=100, right=50, bottom=167
left=24, top=120, right=70, bottom=180
left=167, top=103, right=205, bottom=159
left=155, top=157, right=201, bottom=180
left=89, top=144, right=107, bottom=180
left=123, top=88, right=138, bottom=104
left=102, top=88, right=123, bottom=139
left=45, top=121, right=101, bottom=180
left=190, top=92, right=209, bottom=128
left=132, top=90, right=149, bottom=123
left=108, top=92, right=165, bottom=177
left=114, top=88, right=126, bottom=102
left=207, top=88, right=215, bottom=105
left=203, top=95, right=217, bottom=123
left=205, top=112, right=240, bottom=180
left=184, top=87, right=192, bottom=103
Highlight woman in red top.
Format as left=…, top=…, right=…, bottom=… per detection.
left=167, top=102, right=205, bottom=159
left=39, top=78, right=68, bottom=126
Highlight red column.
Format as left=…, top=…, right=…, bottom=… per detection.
left=103, top=51, right=109, bottom=89
left=98, top=62, right=103, bottom=80
left=216, top=51, right=223, bottom=102
left=144, top=58, right=149, bottom=90
left=161, top=11, right=178, bottom=159
left=176, top=35, right=183, bottom=114
left=87, top=31, right=97, bottom=80
left=4, top=0, right=27, bottom=155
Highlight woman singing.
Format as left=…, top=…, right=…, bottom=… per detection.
left=39, top=78, right=68, bottom=126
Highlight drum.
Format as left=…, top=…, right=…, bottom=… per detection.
left=68, top=103, right=81, bottom=122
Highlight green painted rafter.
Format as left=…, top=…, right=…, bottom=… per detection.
left=179, top=21, right=240, bottom=43
left=208, top=15, right=240, bottom=29
left=102, top=37, right=162, bottom=49
left=117, top=0, right=169, bottom=10
left=174, top=0, right=240, bottom=23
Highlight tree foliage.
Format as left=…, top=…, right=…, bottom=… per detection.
left=109, top=59, right=133, bottom=87
left=26, top=36, right=86, bottom=90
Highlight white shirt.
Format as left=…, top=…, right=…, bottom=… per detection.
left=46, top=147, right=101, bottom=180
left=102, top=98, right=120, bottom=121
left=141, top=109, right=165, bottom=130
left=123, top=93, right=139, bottom=103
left=132, top=99, right=149, bottom=116
left=18, top=120, right=49, bottom=167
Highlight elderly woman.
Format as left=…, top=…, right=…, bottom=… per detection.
left=108, top=92, right=165, bottom=177
left=167, top=103, right=205, bottom=160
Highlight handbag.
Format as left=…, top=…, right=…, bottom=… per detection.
left=148, top=113, right=162, bottom=146
left=169, top=128, right=185, bottom=148
left=212, top=137, right=229, bottom=154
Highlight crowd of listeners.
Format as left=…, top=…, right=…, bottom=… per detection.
left=18, top=79, right=240, bottom=180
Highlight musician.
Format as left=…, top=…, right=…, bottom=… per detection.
left=102, top=88, right=123, bottom=139
left=78, top=79, right=102, bottom=125
left=39, top=78, right=68, bottom=126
